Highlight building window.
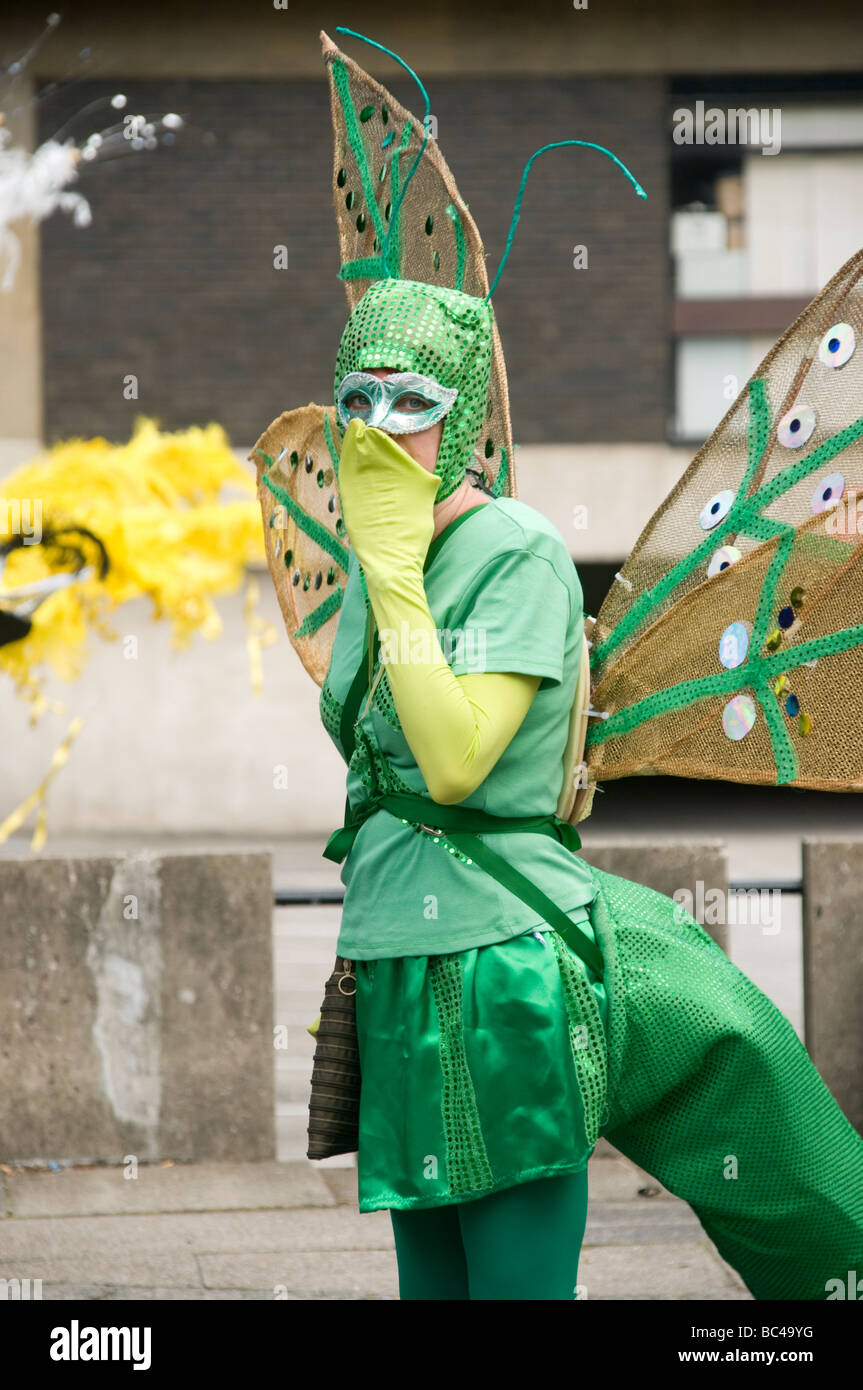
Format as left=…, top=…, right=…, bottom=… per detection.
left=669, top=78, right=863, bottom=444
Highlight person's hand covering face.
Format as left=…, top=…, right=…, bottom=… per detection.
left=336, top=418, right=442, bottom=581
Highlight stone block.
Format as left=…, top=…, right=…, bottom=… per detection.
left=581, top=842, right=730, bottom=951
left=802, top=840, right=863, bottom=1131
left=0, top=852, right=274, bottom=1164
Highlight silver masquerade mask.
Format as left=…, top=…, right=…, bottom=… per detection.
left=336, top=370, right=459, bottom=436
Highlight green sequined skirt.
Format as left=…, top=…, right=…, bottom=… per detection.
left=586, top=865, right=863, bottom=1300
left=354, top=907, right=609, bottom=1214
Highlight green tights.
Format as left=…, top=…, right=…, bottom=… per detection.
left=389, top=1169, right=589, bottom=1300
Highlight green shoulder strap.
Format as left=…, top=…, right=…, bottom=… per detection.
left=338, top=606, right=378, bottom=765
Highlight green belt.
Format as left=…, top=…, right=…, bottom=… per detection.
left=322, top=791, right=603, bottom=978
left=323, top=506, right=604, bottom=979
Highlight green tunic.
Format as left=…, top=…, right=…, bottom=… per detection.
left=319, top=496, right=598, bottom=959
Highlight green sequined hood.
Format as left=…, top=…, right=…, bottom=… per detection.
left=334, top=278, right=495, bottom=501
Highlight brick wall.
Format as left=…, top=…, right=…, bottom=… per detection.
left=40, top=74, right=669, bottom=446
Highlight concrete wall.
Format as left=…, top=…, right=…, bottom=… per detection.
left=0, top=851, right=275, bottom=1164
left=0, top=89, right=42, bottom=447
left=0, top=575, right=346, bottom=837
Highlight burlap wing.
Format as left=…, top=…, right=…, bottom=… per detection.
left=585, top=499, right=863, bottom=793
left=249, top=405, right=349, bottom=688
left=581, top=244, right=863, bottom=796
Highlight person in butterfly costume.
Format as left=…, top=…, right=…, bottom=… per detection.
left=253, top=30, right=863, bottom=1300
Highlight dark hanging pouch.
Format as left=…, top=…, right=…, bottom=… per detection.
left=307, top=610, right=377, bottom=1161
left=306, top=957, right=362, bottom=1160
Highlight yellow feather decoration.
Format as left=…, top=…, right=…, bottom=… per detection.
left=0, top=417, right=270, bottom=845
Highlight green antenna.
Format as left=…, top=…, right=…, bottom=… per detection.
left=486, top=140, right=647, bottom=300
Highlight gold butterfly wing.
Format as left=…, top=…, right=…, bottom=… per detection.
left=576, top=245, right=863, bottom=808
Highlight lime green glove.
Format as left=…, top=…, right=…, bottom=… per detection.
left=336, top=418, right=441, bottom=581
left=337, top=420, right=541, bottom=804
left=407, top=667, right=542, bottom=803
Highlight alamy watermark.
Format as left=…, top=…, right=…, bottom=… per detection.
left=377, top=622, right=487, bottom=670
left=0, top=497, right=42, bottom=544
left=825, top=490, right=863, bottom=536
left=0, top=1277, right=42, bottom=1300
left=826, top=1270, right=862, bottom=1299
left=672, top=102, right=781, bottom=157
left=50, top=1322, right=151, bottom=1369
left=673, top=881, right=782, bottom=935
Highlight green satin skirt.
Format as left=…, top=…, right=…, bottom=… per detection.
left=354, top=907, right=608, bottom=1214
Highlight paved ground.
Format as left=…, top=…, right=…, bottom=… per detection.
left=0, top=1142, right=751, bottom=1301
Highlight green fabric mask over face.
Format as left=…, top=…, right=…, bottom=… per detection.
left=334, top=278, right=495, bottom=501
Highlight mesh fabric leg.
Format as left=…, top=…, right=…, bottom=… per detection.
left=589, top=865, right=863, bottom=1301
left=457, top=1169, right=588, bottom=1300
left=389, top=1202, right=470, bottom=1300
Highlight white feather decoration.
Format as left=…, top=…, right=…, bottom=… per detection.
left=0, top=127, right=91, bottom=291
